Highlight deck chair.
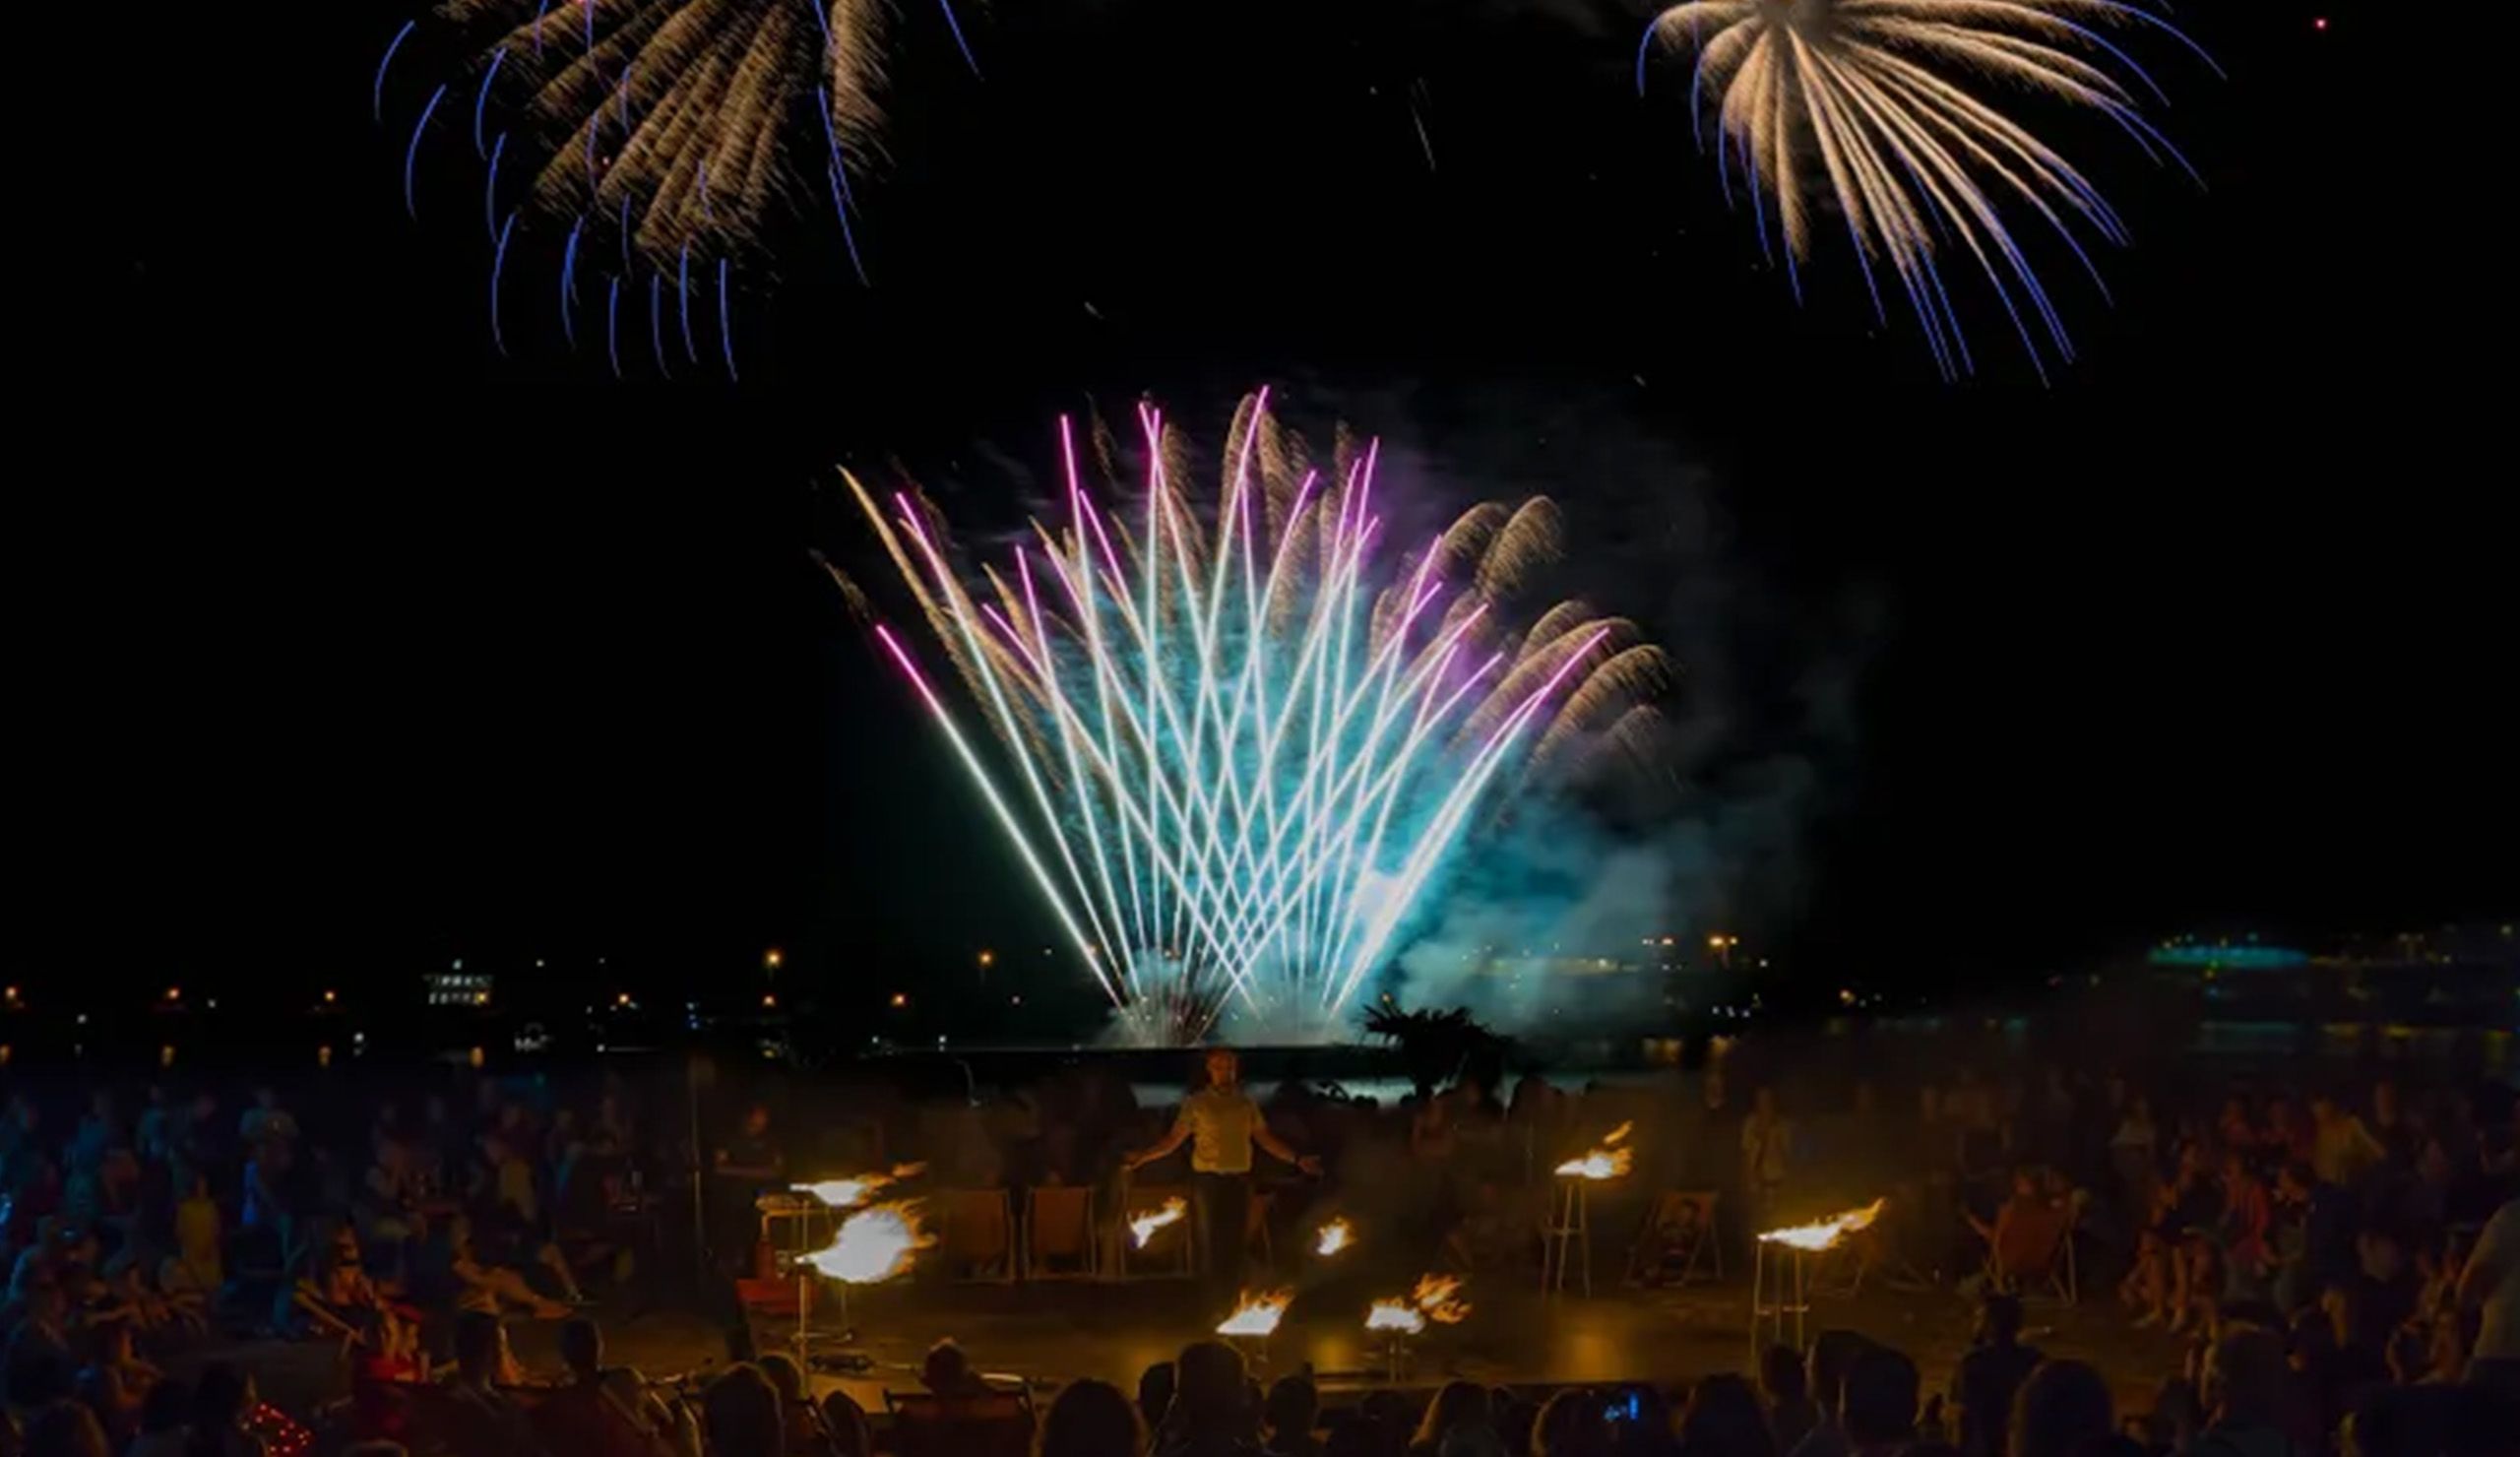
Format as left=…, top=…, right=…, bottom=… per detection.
left=1626, top=1190, right=1724, bottom=1287
left=1118, top=1183, right=1195, bottom=1281
left=885, top=1389, right=1036, bottom=1457
left=1984, top=1194, right=2077, bottom=1304
left=1024, top=1184, right=1097, bottom=1281
left=938, top=1187, right=1017, bottom=1284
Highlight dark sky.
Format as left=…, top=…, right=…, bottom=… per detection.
left=28, top=0, right=2509, bottom=1003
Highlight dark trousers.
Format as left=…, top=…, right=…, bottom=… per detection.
left=1192, top=1170, right=1250, bottom=1297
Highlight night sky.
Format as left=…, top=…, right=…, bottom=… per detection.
left=27, top=1, right=2510, bottom=1006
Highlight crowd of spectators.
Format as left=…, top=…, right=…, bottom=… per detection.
left=1, top=1045, right=2512, bottom=1457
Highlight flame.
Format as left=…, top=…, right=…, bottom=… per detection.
left=1605, top=1121, right=1634, bottom=1146
left=792, top=1163, right=926, bottom=1209
left=1365, top=1299, right=1425, bottom=1335
left=1757, top=1198, right=1886, bottom=1252
left=1315, top=1219, right=1354, bottom=1256
left=1130, top=1196, right=1189, bottom=1247
left=1412, top=1273, right=1472, bottom=1324
left=1215, top=1289, right=1293, bottom=1338
left=801, top=1201, right=932, bottom=1284
left=1554, top=1145, right=1636, bottom=1180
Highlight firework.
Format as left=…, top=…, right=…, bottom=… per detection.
left=848, top=393, right=1670, bottom=1043
left=376, top=0, right=976, bottom=368
left=1638, top=0, right=2217, bottom=380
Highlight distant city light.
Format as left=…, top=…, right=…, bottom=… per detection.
left=977, top=949, right=995, bottom=969
left=322, top=989, right=337, bottom=1004
left=165, top=985, right=182, bottom=1001
left=889, top=992, right=909, bottom=1008
left=764, top=948, right=784, bottom=971
left=761, top=993, right=778, bottom=1009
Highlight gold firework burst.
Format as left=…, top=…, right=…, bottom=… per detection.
left=1640, top=0, right=2218, bottom=379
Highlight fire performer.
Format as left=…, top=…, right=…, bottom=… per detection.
left=1126, top=1048, right=1322, bottom=1295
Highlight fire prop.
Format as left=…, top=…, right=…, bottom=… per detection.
left=802, top=1201, right=933, bottom=1285
left=1315, top=1219, right=1354, bottom=1257
left=1553, top=1121, right=1636, bottom=1181
left=1411, top=1273, right=1472, bottom=1325
left=1544, top=1124, right=1633, bottom=1296
left=1130, top=1197, right=1190, bottom=1248
left=1751, top=1198, right=1885, bottom=1354
left=792, top=1163, right=927, bottom=1210
left=1756, top=1198, right=1885, bottom=1252
left=1365, top=1299, right=1426, bottom=1336
left=1216, top=1290, right=1293, bottom=1339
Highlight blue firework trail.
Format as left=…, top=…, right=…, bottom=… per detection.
left=849, top=397, right=1667, bottom=1044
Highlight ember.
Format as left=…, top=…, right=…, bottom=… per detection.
left=1315, top=1219, right=1354, bottom=1256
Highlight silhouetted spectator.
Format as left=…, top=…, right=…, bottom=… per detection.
left=1154, top=1341, right=1256, bottom=1457
left=1761, top=1346, right=1818, bottom=1457
left=1681, top=1373, right=1776, bottom=1457
left=1840, top=1349, right=1919, bottom=1457
left=2009, top=1362, right=2111, bottom=1457
left=1041, top=1378, right=1148, bottom=1457
left=1953, top=1296, right=2045, bottom=1457
left=1262, top=1374, right=1322, bottom=1457
left=701, top=1364, right=784, bottom=1457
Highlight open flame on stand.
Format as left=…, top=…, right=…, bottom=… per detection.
left=1130, top=1197, right=1189, bottom=1247
left=1554, top=1121, right=1635, bottom=1180
left=1411, top=1273, right=1472, bottom=1324
left=1315, top=1220, right=1354, bottom=1256
left=792, top=1163, right=927, bottom=1209
left=1365, top=1299, right=1425, bottom=1335
left=1216, top=1290, right=1293, bottom=1338
left=1756, top=1198, right=1886, bottom=1252
left=801, top=1201, right=933, bottom=1283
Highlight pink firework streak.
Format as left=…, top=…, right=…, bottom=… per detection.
left=845, top=396, right=1666, bottom=1043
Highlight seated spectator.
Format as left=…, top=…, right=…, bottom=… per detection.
left=1137, top=1362, right=1177, bottom=1433
left=1040, top=1378, right=1148, bottom=1457
left=1791, top=1331, right=1873, bottom=1457
left=294, top=1227, right=416, bottom=1365
left=1682, top=1373, right=1777, bottom=1457
left=1841, top=1348, right=1919, bottom=1457
left=1952, top=1295, right=2044, bottom=1457
left=818, top=1393, right=871, bottom=1457
left=701, top=1365, right=784, bottom=1457
left=443, top=1216, right=570, bottom=1320
left=756, top=1355, right=832, bottom=1457
left=1153, top=1340, right=1255, bottom=1457
left=530, top=1316, right=688, bottom=1457
left=2008, top=1361, right=2110, bottom=1457
left=129, top=1377, right=191, bottom=1457
left=1761, top=1345, right=1818, bottom=1456
left=1407, top=1380, right=1493, bottom=1457
left=438, top=1310, right=536, bottom=1457
left=2454, top=1196, right=2520, bottom=1364
left=1261, top=1374, right=1320, bottom=1457
left=2182, top=1327, right=2294, bottom=1457
left=1972, top=1172, right=2069, bottom=1295
left=25, top=1400, right=111, bottom=1457
left=919, top=1339, right=991, bottom=1398
left=185, top=1362, right=270, bottom=1457
left=1530, top=1388, right=1609, bottom=1457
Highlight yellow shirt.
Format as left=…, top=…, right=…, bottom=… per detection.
left=1174, top=1088, right=1262, bottom=1174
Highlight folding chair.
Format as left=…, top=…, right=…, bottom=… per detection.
left=938, top=1188, right=1017, bottom=1284
left=885, top=1389, right=1037, bottom=1457
left=1626, top=1190, right=1724, bottom=1287
left=1024, top=1184, right=1098, bottom=1281
left=1984, top=1195, right=2077, bottom=1304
